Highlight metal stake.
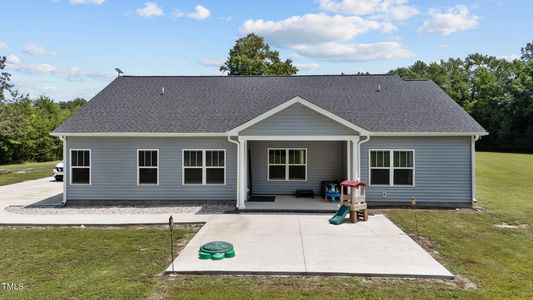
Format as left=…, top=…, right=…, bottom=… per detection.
left=411, top=197, right=420, bottom=242
left=169, top=215, right=174, bottom=273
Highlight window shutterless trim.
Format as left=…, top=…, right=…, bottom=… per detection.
left=368, top=149, right=415, bottom=187
left=182, top=149, right=226, bottom=185
left=137, top=149, right=159, bottom=186
left=69, top=149, right=91, bottom=185
left=267, top=148, right=307, bottom=181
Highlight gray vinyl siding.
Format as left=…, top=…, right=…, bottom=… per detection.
left=249, top=141, right=344, bottom=195
left=360, top=136, right=472, bottom=205
left=240, top=103, right=357, bottom=136
left=66, top=137, right=236, bottom=201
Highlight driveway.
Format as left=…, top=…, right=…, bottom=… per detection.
left=0, top=178, right=208, bottom=225
left=166, top=214, right=453, bottom=279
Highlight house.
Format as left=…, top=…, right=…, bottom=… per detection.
left=52, top=74, right=487, bottom=209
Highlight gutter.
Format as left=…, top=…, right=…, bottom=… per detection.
left=227, top=133, right=240, bottom=209
left=58, top=135, right=67, bottom=205
left=472, top=135, right=480, bottom=204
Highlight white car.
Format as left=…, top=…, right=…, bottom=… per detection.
left=53, top=162, right=64, bottom=181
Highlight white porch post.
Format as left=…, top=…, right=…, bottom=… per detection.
left=351, top=137, right=359, bottom=181
left=237, top=137, right=247, bottom=209
left=346, top=141, right=351, bottom=180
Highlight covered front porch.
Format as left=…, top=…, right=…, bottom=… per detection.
left=236, top=135, right=363, bottom=210
left=227, top=96, right=370, bottom=210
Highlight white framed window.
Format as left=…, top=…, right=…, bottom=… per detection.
left=267, top=148, right=307, bottom=181
left=138, top=149, right=159, bottom=185
left=369, top=149, right=414, bottom=186
left=183, top=149, right=225, bottom=185
left=70, top=149, right=91, bottom=185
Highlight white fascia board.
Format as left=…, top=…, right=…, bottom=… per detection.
left=50, top=132, right=226, bottom=137
left=371, top=132, right=488, bottom=137
left=227, top=96, right=370, bottom=136
left=239, top=135, right=358, bottom=141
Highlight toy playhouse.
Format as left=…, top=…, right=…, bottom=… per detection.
left=329, top=180, right=368, bottom=225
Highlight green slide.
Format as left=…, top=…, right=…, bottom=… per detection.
left=329, top=205, right=350, bottom=225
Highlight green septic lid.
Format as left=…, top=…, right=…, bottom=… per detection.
left=198, top=251, right=211, bottom=260
left=211, top=252, right=225, bottom=260
left=200, top=241, right=234, bottom=254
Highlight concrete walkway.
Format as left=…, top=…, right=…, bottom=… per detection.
left=166, top=214, right=453, bottom=279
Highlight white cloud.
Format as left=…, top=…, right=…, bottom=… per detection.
left=240, top=13, right=411, bottom=62
left=23, top=44, right=54, bottom=56
left=135, top=2, right=164, bottom=18
left=5, top=57, right=112, bottom=81
left=498, top=54, right=520, bottom=62
left=198, top=58, right=225, bottom=67
left=293, top=41, right=413, bottom=62
left=7, top=54, right=21, bottom=64
left=418, top=5, right=481, bottom=36
left=294, top=63, right=320, bottom=71
left=241, top=13, right=382, bottom=48
left=187, top=5, right=210, bottom=20
left=380, top=21, right=397, bottom=33
left=69, top=0, right=105, bottom=5
left=0, top=41, right=6, bottom=49
left=318, top=0, right=419, bottom=21
left=174, top=5, right=211, bottom=20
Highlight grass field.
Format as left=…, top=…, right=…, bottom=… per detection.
left=0, top=161, right=59, bottom=186
left=0, top=152, right=532, bottom=299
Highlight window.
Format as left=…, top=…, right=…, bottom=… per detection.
left=393, top=150, right=414, bottom=185
left=183, top=150, right=225, bottom=185
left=138, top=150, right=158, bottom=185
left=370, top=150, right=414, bottom=186
left=70, top=149, right=90, bottom=184
left=268, top=148, right=307, bottom=181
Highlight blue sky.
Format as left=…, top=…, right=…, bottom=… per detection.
left=1, top=0, right=531, bottom=101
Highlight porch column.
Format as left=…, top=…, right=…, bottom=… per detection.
left=237, top=137, right=247, bottom=209
left=346, top=141, right=351, bottom=180
left=351, top=137, right=359, bottom=181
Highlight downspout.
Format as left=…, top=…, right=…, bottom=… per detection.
left=227, top=133, right=240, bottom=209
left=357, top=135, right=371, bottom=181
left=59, top=135, right=67, bottom=206
left=472, top=135, right=480, bottom=204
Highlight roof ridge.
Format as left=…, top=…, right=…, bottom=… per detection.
left=119, top=74, right=399, bottom=78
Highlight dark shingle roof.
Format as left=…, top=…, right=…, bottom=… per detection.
left=53, top=74, right=486, bottom=134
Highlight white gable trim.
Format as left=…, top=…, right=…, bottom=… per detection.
left=227, top=96, right=371, bottom=136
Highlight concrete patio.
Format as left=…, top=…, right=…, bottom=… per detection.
left=166, top=213, right=454, bottom=279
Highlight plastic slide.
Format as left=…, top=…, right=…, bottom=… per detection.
left=329, top=205, right=350, bottom=225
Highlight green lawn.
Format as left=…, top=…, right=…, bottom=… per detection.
left=0, top=161, right=59, bottom=186
left=0, top=152, right=532, bottom=299
left=0, top=226, right=197, bottom=299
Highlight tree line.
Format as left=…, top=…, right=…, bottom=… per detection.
left=0, top=57, right=87, bottom=163
left=388, top=42, right=533, bottom=153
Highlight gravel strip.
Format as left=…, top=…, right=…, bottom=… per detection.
left=5, top=204, right=233, bottom=215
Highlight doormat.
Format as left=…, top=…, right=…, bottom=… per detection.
left=247, top=196, right=276, bottom=202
